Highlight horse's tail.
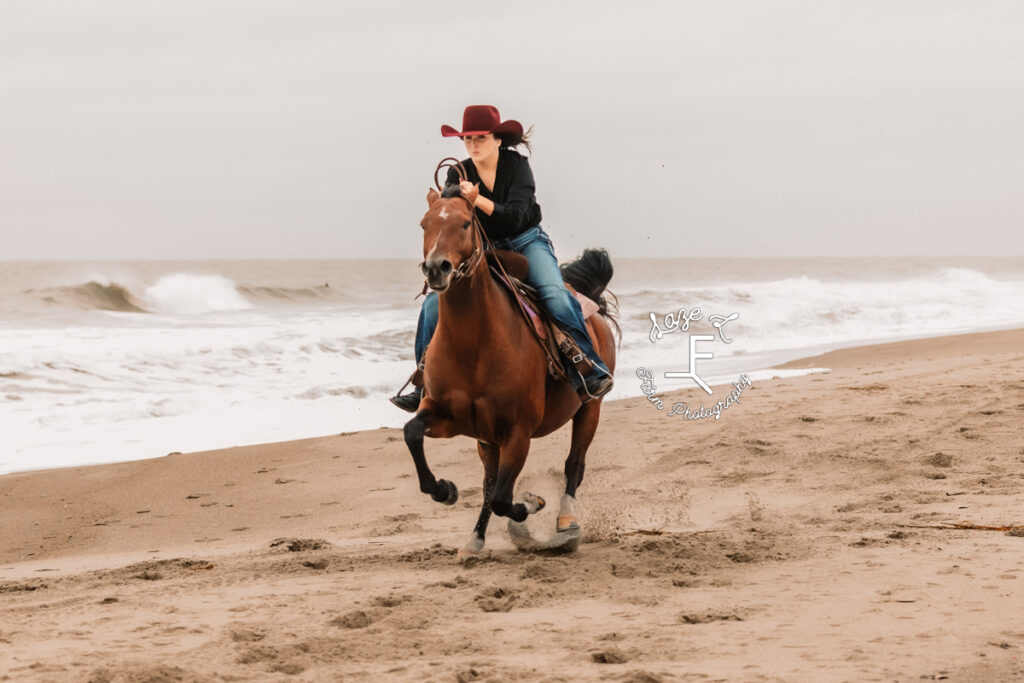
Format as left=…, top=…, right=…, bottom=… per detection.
left=559, top=248, right=622, bottom=346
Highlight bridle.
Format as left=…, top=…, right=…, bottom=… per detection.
left=417, top=157, right=494, bottom=293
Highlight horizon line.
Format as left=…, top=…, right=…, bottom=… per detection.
left=3, top=254, right=1024, bottom=262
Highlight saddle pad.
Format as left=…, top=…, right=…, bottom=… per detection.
left=576, top=292, right=600, bottom=319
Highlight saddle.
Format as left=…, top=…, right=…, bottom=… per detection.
left=409, top=248, right=599, bottom=390
left=483, top=249, right=599, bottom=382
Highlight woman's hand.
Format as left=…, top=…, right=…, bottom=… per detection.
left=459, top=180, right=495, bottom=215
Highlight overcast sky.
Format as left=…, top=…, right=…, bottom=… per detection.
left=2, top=1, right=1022, bottom=260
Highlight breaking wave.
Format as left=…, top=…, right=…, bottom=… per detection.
left=142, top=274, right=252, bottom=314
left=19, top=274, right=348, bottom=315
left=29, top=281, right=150, bottom=313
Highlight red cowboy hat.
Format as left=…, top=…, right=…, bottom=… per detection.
left=441, top=105, right=524, bottom=138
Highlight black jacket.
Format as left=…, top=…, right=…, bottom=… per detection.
left=444, top=148, right=543, bottom=240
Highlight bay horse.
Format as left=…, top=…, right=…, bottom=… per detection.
left=403, top=179, right=619, bottom=558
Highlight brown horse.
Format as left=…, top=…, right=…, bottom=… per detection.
left=403, top=183, right=619, bottom=558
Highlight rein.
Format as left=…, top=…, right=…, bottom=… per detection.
left=436, top=157, right=488, bottom=278
left=440, top=158, right=485, bottom=283
left=427, top=158, right=555, bottom=367
left=416, top=157, right=501, bottom=297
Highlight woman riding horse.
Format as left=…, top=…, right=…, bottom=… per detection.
left=390, top=105, right=614, bottom=411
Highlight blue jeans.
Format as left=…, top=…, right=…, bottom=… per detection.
left=414, top=225, right=611, bottom=386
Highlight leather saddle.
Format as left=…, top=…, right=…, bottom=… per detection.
left=484, top=248, right=600, bottom=382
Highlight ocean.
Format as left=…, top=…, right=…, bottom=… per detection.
left=2, top=257, right=1023, bottom=475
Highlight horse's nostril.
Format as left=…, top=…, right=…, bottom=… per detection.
left=440, top=261, right=452, bottom=273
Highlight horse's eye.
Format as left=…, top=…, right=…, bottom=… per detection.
left=463, top=221, right=470, bottom=230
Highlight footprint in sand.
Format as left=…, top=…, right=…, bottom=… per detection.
left=475, top=586, right=517, bottom=612
left=923, top=452, right=954, bottom=468
left=371, top=594, right=411, bottom=607
left=330, top=609, right=375, bottom=628
left=302, top=559, right=328, bottom=570
left=269, top=538, right=330, bottom=552
left=590, top=648, right=631, bottom=663
left=679, top=611, right=744, bottom=624
left=228, top=626, right=266, bottom=643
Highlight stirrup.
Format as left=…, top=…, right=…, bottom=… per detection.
left=575, top=367, right=614, bottom=403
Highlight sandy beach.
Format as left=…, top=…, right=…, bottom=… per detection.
left=2, top=328, right=1024, bottom=682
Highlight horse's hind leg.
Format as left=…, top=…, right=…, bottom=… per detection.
left=489, top=430, right=545, bottom=523
left=403, top=408, right=458, bottom=506
left=559, top=399, right=601, bottom=533
left=459, top=441, right=499, bottom=559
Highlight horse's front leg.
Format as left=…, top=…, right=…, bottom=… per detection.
left=402, top=407, right=458, bottom=506
left=489, top=429, right=545, bottom=523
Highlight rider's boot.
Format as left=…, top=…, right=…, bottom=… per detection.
left=556, top=332, right=614, bottom=403
left=390, top=386, right=422, bottom=413
left=389, top=358, right=425, bottom=413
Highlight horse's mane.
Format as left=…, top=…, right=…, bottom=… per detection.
left=440, top=183, right=462, bottom=199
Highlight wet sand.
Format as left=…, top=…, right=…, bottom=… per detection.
left=2, top=329, right=1024, bottom=682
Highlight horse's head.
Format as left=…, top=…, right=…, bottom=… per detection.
left=419, top=185, right=482, bottom=292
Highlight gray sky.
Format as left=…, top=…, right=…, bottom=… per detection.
left=2, top=1, right=1022, bottom=259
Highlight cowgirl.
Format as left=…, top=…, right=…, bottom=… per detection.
left=391, top=105, right=614, bottom=411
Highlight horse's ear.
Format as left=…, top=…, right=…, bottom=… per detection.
left=427, top=188, right=440, bottom=206
left=462, top=183, right=479, bottom=206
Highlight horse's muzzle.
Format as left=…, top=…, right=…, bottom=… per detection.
left=422, top=258, right=453, bottom=291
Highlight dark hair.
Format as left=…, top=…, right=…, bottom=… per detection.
left=495, top=124, right=534, bottom=155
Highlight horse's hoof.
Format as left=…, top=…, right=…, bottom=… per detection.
left=522, top=491, right=545, bottom=514
left=437, top=479, right=458, bottom=506
left=508, top=517, right=580, bottom=554
left=456, top=548, right=478, bottom=562
left=557, top=527, right=582, bottom=553
left=458, top=536, right=485, bottom=561
left=556, top=514, right=579, bottom=533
